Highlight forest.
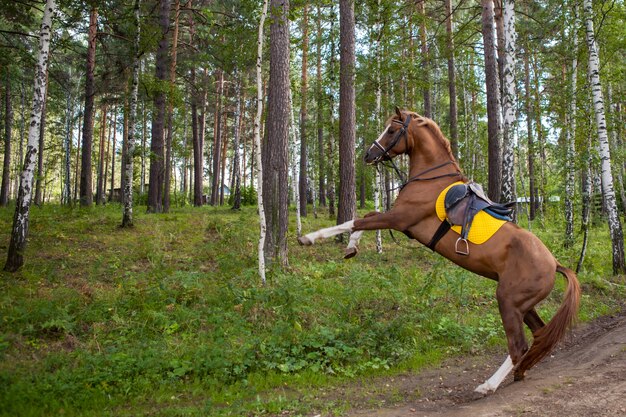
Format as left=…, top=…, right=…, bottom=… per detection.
left=0, top=0, right=624, bottom=416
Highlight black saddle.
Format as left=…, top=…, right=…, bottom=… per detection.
left=443, top=182, right=514, bottom=255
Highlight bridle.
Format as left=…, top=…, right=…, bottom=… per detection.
left=370, top=113, right=462, bottom=190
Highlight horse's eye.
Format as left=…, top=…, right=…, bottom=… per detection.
left=388, top=129, right=395, bottom=135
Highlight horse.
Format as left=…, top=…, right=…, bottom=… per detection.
left=297, top=108, right=580, bottom=394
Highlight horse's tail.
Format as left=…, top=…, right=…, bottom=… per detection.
left=516, top=265, right=581, bottom=374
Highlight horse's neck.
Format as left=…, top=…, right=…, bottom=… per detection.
left=407, top=143, right=456, bottom=180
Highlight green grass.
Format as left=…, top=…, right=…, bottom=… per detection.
left=0, top=203, right=622, bottom=416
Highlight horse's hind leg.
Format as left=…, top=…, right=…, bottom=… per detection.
left=524, top=308, right=545, bottom=332
left=475, top=288, right=529, bottom=394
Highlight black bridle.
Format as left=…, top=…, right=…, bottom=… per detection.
left=369, top=114, right=462, bottom=190
left=371, top=114, right=412, bottom=183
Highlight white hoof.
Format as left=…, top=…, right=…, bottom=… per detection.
left=474, top=382, right=496, bottom=394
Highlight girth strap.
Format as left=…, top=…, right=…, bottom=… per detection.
left=426, top=220, right=451, bottom=251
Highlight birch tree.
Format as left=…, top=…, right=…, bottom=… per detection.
left=583, top=0, right=625, bottom=274
left=5, top=0, right=56, bottom=272
left=564, top=8, right=578, bottom=248
left=121, top=0, right=141, bottom=228
left=254, top=0, right=269, bottom=283
left=481, top=0, right=503, bottom=202
left=501, top=0, right=517, bottom=206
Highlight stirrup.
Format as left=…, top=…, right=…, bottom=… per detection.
left=455, top=238, right=469, bottom=256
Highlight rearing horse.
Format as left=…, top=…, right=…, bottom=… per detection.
left=298, top=109, right=580, bottom=394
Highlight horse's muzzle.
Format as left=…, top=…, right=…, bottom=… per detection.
left=364, top=149, right=384, bottom=165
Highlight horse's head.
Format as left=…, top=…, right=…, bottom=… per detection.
left=364, top=107, right=416, bottom=165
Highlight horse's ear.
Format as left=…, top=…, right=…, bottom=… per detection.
left=395, top=106, right=402, bottom=118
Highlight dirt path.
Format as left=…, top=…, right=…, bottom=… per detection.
left=348, top=310, right=626, bottom=417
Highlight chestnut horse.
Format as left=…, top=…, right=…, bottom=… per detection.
left=298, top=109, right=580, bottom=394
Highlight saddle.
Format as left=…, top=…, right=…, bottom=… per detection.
left=443, top=182, right=514, bottom=255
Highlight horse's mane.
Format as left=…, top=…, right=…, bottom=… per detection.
left=404, top=111, right=458, bottom=164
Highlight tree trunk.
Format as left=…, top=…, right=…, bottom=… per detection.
left=524, top=53, right=536, bottom=221
left=147, top=0, right=171, bottom=213
left=140, top=98, right=146, bottom=195
left=255, top=0, right=269, bottom=283
left=583, top=0, right=625, bottom=274
left=298, top=2, right=309, bottom=217
left=417, top=0, right=431, bottom=117
left=34, top=75, right=48, bottom=206
left=80, top=6, right=97, bottom=207
left=96, top=104, right=107, bottom=205
left=231, top=77, right=243, bottom=210
left=445, top=0, right=458, bottom=159
left=191, top=69, right=203, bottom=206
left=263, top=0, right=290, bottom=266
left=164, top=0, right=180, bottom=213
left=481, top=0, right=502, bottom=202
left=337, top=0, right=356, bottom=230
left=500, top=0, right=517, bottom=207
left=1, top=69, right=12, bottom=206
left=564, top=10, right=578, bottom=247
left=121, top=0, right=141, bottom=227
left=62, top=79, right=73, bottom=205
left=210, top=69, right=224, bottom=206
left=289, top=86, right=302, bottom=236
left=5, top=0, right=56, bottom=271
left=109, top=107, right=117, bottom=201
left=316, top=4, right=326, bottom=208
left=73, top=104, right=81, bottom=203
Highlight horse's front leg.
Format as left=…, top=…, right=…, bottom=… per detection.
left=343, top=211, right=380, bottom=258
left=297, top=220, right=356, bottom=246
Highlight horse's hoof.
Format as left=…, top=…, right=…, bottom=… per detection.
left=344, top=247, right=358, bottom=259
left=474, top=382, right=495, bottom=395
left=513, top=371, right=525, bottom=382
left=297, top=236, right=312, bottom=246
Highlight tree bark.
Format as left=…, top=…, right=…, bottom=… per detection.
left=500, top=0, right=517, bottom=207
left=481, top=0, right=502, bottom=202
left=337, top=0, right=356, bottom=229
left=417, top=0, right=431, bottom=117
left=524, top=53, right=536, bottom=221
left=164, top=0, right=180, bottom=213
left=299, top=3, right=309, bottom=217
left=231, top=77, right=243, bottom=210
left=263, top=0, right=290, bottom=266
left=5, top=0, right=56, bottom=271
left=1, top=69, right=12, bottom=206
left=583, top=0, right=625, bottom=274
left=147, top=0, right=171, bottom=213
left=564, top=9, right=578, bottom=247
left=62, top=78, right=73, bottom=205
left=316, top=4, right=325, bottom=208
left=80, top=6, right=97, bottom=207
left=34, top=74, right=48, bottom=206
left=121, top=0, right=141, bottom=227
left=210, top=69, right=224, bottom=206
left=109, top=107, right=117, bottom=202
left=96, top=104, right=107, bottom=205
left=445, top=0, right=458, bottom=159
left=255, top=0, right=269, bottom=283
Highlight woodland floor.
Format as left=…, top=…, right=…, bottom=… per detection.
left=314, top=308, right=626, bottom=417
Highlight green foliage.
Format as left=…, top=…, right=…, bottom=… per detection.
left=0, top=205, right=622, bottom=416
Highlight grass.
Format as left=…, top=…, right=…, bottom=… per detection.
left=0, top=203, right=622, bottom=416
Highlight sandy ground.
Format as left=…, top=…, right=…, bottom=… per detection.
left=346, top=310, right=626, bottom=417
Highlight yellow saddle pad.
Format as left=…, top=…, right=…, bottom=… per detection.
left=435, top=181, right=507, bottom=245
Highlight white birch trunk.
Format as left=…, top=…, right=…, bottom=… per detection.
left=288, top=87, right=302, bottom=237
left=565, top=11, right=578, bottom=247
left=501, top=0, right=517, bottom=205
left=121, top=0, right=141, bottom=227
left=374, top=2, right=383, bottom=253
left=255, top=0, right=269, bottom=284
left=583, top=0, right=625, bottom=274
left=5, top=0, right=56, bottom=271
